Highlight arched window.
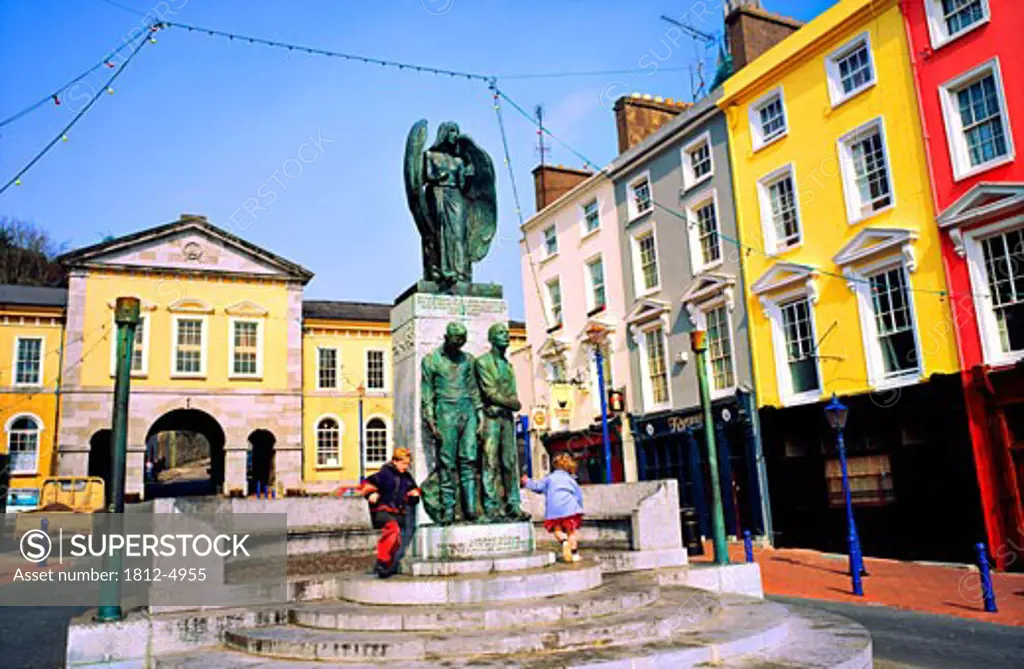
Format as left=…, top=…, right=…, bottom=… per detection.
left=7, top=416, right=40, bottom=474
left=316, top=417, right=340, bottom=467
left=365, top=418, right=388, bottom=465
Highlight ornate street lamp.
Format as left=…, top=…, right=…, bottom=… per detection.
left=691, top=330, right=728, bottom=565
left=825, top=393, right=864, bottom=596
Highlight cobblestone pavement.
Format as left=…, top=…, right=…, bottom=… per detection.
left=693, top=541, right=1024, bottom=626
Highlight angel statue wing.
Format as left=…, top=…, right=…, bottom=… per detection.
left=404, top=119, right=439, bottom=281
left=457, top=133, right=497, bottom=265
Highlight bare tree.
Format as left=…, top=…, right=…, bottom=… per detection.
left=0, top=217, right=67, bottom=286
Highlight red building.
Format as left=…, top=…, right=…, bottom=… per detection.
left=902, top=0, right=1024, bottom=569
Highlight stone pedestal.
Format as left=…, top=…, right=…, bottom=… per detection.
left=414, top=521, right=534, bottom=560
left=391, top=290, right=509, bottom=526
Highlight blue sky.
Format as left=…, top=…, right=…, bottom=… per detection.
left=0, top=0, right=836, bottom=318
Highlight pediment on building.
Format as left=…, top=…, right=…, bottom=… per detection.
left=224, top=300, right=269, bottom=317
left=537, top=336, right=570, bottom=360
left=833, top=228, right=918, bottom=272
left=168, top=297, right=215, bottom=314
left=58, top=215, right=313, bottom=282
left=680, top=272, right=735, bottom=324
left=938, top=183, right=1024, bottom=230
left=750, top=262, right=818, bottom=299
left=624, top=298, right=671, bottom=327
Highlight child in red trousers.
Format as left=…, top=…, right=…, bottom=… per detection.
left=360, top=448, right=420, bottom=578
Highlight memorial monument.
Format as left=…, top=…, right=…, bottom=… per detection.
left=393, top=119, right=532, bottom=558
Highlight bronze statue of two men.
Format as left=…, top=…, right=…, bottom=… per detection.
left=420, top=322, right=530, bottom=525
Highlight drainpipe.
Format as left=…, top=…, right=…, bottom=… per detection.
left=51, top=308, right=67, bottom=477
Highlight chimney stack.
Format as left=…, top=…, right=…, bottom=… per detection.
left=614, top=94, right=692, bottom=154
left=724, top=0, right=803, bottom=73
left=532, top=164, right=594, bottom=211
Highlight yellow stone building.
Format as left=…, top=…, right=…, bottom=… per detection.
left=1, top=215, right=525, bottom=506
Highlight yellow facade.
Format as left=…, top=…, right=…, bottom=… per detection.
left=302, top=318, right=393, bottom=486
left=0, top=299, right=63, bottom=495
left=719, top=0, right=958, bottom=408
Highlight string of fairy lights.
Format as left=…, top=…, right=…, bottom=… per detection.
left=1, top=9, right=995, bottom=305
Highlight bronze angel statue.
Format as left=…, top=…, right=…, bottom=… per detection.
left=404, top=120, right=497, bottom=287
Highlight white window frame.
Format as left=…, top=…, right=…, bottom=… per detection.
left=749, top=86, right=788, bottom=152
left=365, top=347, right=388, bottom=393
left=545, top=358, right=568, bottom=383
left=363, top=414, right=392, bottom=467
left=12, top=335, right=44, bottom=388
left=939, top=58, right=1015, bottom=182
left=542, top=224, right=558, bottom=258
left=170, top=314, right=208, bottom=379
left=686, top=188, right=723, bottom=275
left=825, top=32, right=877, bottom=108
left=626, top=171, right=654, bottom=221
left=228, top=317, right=263, bottom=380
left=631, top=221, right=661, bottom=297
left=762, top=291, right=824, bottom=406
left=316, top=346, right=340, bottom=390
left=846, top=258, right=924, bottom=389
left=545, top=276, right=564, bottom=328
left=681, top=131, right=714, bottom=191
left=109, top=313, right=150, bottom=378
left=635, top=320, right=672, bottom=412
left=701, top=302, right=738, bottom=400
left=837, top=116, right=896, bottom=224
left=314, top=414, right=343, bottom=469
left=581, top=198, right=601, bottom=237
left=924, top=0, right=990, bottom=50
left=5, top=412, right=42, bottom=474
left=964, top=215, right=1024, bottom=367
left=584, top=254, right=607, bottom=313
left=757, top=163, right=803, bottom=254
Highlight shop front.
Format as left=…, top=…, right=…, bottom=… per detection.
left=631, top=390, right=766, bottom=539
left=541, top=417, right=625, bottom=485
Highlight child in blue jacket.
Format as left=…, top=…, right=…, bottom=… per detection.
left=521, top=453, right=584, bottom=563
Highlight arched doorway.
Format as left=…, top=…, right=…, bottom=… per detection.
left=248, top=429, right=275, bottom=495
left=145, top=409, right=226, bottom=497
left=88, top=430, right=112, bottom=504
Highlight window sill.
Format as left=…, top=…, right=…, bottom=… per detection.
left=229, top=375, right=263, bottom=381
left=695, top=258, right=724, bottom=275
left=627, top=208, right=654, bottom=227
left=579, top=226, right=601, bottom=243
left=12, top=383, right=43, bottom=390
left=315, top=464, right=343, bottom=471
left=769, top=239, right=804, bottom=257
left=928, top=17, right=990, bottom=51
left=170, top=373, right=207, bottom=380
left=636, top=286, right=662, bottom=299
left=540, top=252, right=560, bottom=265
left=587, top=304, right=607, bottom=317
left=682, top=172, right=714, bottom=194
left=984, top=350, right=1024, bottom=370
left=10, top=471, right=40, bottom=477
left=871, top=371, right=922, bottom=391
left=829, top=80, right=876, bottom=110
left=781, top=390, right=823, bottom=408
left=710, top=386, right=736, bottom=402
left=752, top=130, right=788, bottom=153
left=847, top=202, right=895, bottom=226
left=952, top=153, right=1015, bottom=183
left=545, top=323, right=564, bottom=335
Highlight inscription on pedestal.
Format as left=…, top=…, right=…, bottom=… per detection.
left=414, top=522, right=535, bottom=560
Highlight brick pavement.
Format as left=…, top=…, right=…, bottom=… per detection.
left=693, top=541, right=1024, bottom=626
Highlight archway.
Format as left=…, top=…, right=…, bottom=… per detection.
left=145, top=409, right=226, bottom=497
left=248, top=429, right=276, bottom=495
left=88, top=430, right=112, bottom=504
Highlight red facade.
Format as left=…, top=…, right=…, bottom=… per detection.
left=902, top=0, right=1024, bottom=568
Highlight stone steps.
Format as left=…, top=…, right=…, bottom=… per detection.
left=400, top=550, right=556, bottom=576
left=220, top=585, right=730, bottom=662
left=337, top=560, right=603, bottom=605
left=288, top=575, right=659, bottom=632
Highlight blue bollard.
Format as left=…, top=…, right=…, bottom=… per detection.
left=39, top=517, right=49, bottom=567
left=270, top=488, right=275, bottom=499
left=256, top=481, right=262, bottom=498
left=743, top=530, right=754, bottom=563
left=975, top=542, right=998, bottom=613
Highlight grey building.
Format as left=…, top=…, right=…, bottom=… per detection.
left=610, top=90, right=770, bottom=540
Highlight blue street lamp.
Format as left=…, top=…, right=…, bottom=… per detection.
left=824, top=393, right=864, bottom=596
left=587, top=325, right=613, bottom=484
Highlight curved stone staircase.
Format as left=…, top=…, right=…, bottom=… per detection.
left=151, top=552, right=872, bottom=668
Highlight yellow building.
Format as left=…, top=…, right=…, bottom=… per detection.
left=0, top=286, right=66, bottom=506
left=717, top=0, right=981, bottom=563
left=2, top=215, right=527, bottom=505
left=719, top=0, right=958, bottom=408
